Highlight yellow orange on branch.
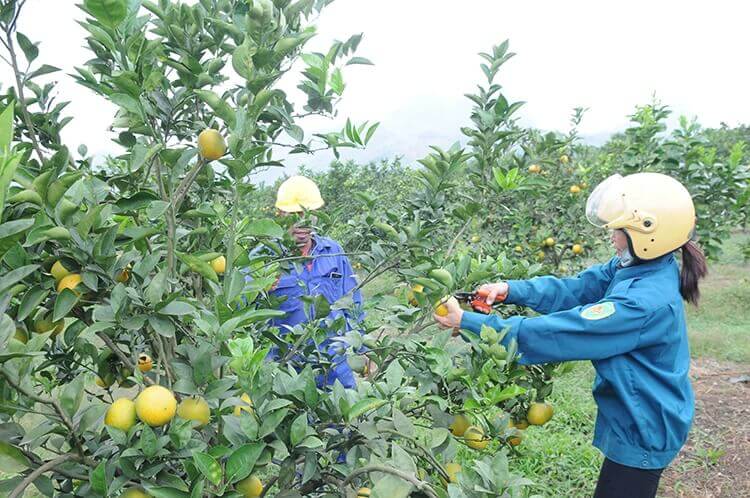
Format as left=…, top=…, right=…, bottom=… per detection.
left=135, top=385, right=177, bottom=427
left=527, top=402, right=554, bottom=426
left=57, top=273, right=82, bottom=293
left=105, top=398, right=137, bottom=432
left=197, top=128, right=226, bottom=161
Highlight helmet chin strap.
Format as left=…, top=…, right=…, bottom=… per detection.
left=619, top=246, right=637, bottom=267
left=618, top=230, right=641, bottom=267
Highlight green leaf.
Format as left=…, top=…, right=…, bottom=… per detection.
left=194, top=90, right=236, bottom=128
left=0, top=219, right=34, bottom=240
left=140, top=424, right=159, bottom=458
left=142, top=486, right=190, bottom=498
left=146, top=270, right=168, bottom=306
left=218, top=309, right=285, bottom=336
left=0, top=314, right=13, bottom=348
left=0, top=264, right=38, bottom=294
left=231, top=38, right=257, bottom=81
left=17, top=287, right=49, bottom=321
left=192, top=452, right=222, bottom=486
left=392, top=408, right=414, bottom=438
left=244, top=219, right=284, bottom=238
left=176, top=251, right=218, bottom=283
left=0, top=441, right=30, bottom=473
left=60, top=375, right=84, bottom=418
left=371, top=473, right=412, bottom=498
left=83, top=0, right=128, bottom=28
left=297, top=436, right=324, bottom=449
left=110, top=93, right=142, bottom=117
left=16, top=33, right=38, bottom=63
left=0, top=351, right=44, bottom=363
left=146, top=200, right=170, bottom=219
left=27, top=64, right=61, bottom=80
left=90, top=460, right=107, bottom=495
left=226, top=443, right=265, bottom=483
left=0, top=151, right=21, bottom=220
left=290, top=413, right=308, bottom=447
left=346, top=56, right=374, bottom=66
left=53, top=289, right=79, bottom=322
left=158, top=300, right=196, bottom=316
left=347, top=398, right=388, bottom=422
left=258, top=408, right=289, bottom=438
left=0, top=102, right=14, bottom=151
left=114, top=190, right=159, bottom=212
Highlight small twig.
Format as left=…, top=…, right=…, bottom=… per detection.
left=96, top=331, right=155, bottom=386
left=10, top=454, right=79, bottom=498
left=4, top=29, right=46, bottom=164
left=258, top=476, right=278, bottom=498
left=445, top=219, right=471, bottom=259
left=17, top=447, right=89, bottom=481
left=341, top=465, right=438, bottom=498
left=171, top=157, right=206, bottom=212
left=0, top=369, right=90, bottom=461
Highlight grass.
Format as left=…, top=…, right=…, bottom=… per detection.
left=684, top=233, right=750, bottom=363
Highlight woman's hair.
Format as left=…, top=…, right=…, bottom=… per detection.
left=679, top=240, right=708, bottom=305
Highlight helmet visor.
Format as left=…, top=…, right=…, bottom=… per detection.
left=586, top=174, right=627, bottom=228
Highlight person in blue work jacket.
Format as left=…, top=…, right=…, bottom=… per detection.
left=434, top=172, right=708, bottom=498
left=266, top=175, right=364, bottom=389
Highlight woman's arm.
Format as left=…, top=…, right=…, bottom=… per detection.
left=496, top=257, right=619, bottom=314
left=459, top=288, right=655, bottom=365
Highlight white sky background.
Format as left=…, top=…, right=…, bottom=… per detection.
left=5, top=0, right=749, bottom=183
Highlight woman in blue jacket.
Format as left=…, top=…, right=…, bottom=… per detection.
left=434, top=172, right=707, bottom=498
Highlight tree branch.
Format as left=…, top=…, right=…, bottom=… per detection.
left=171, top=157, right=206, bottom=212
left=341, top=465, right=438, bottom=498
left=0, top=369, right=90, bottom=461
left=445, top=219, right=471, bottom=260
left=9, top=454, right=80, bottom=498
left=4, top=29, right=45, bottom=164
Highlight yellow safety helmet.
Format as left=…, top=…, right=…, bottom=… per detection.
left=586, top=172, right=695, bottom=260
left=275, top=175, right=324, bottom=213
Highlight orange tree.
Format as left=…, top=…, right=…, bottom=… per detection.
left=435, top=42, right=608, bottom=273
left=0, top=2, right=558, bottom=498
left=602, top=102, right=749, bottom=259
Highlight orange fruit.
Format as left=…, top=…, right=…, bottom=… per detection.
left=527, top=402, right=554, bottom=426
left=197, top=129, right=226, bottom=161
left=57, top=273, right=82, bottom=293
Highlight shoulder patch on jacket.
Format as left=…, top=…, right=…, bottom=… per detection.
left=581, top=302, right=615, bottom=320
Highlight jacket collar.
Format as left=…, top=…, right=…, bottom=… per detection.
left=617, top=252, right=675, bottom=277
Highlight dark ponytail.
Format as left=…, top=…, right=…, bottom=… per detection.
left=679, top=240, right=708, bottom=305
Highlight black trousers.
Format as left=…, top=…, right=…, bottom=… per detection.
left=592, top=458, right=664, bottom=498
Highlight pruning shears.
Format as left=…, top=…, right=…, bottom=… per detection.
left=454, top=289, right=504, bottom=315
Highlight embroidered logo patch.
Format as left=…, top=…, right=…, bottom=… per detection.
left=581, top=302, right=615, bottom=320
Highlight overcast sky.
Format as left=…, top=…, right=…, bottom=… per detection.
left=5, top=1, right=749, bottom=182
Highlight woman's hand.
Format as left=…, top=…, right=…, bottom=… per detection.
left=478, top=282, right=509, bottom=305
left=433, top=296, right=464, bottom=332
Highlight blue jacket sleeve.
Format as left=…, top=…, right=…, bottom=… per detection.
left=460, top=286, right=652, bottom=365
left=504, top=258, right=619, bottom=314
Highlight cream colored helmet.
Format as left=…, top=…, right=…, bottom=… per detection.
left=586, top=172, right=695, bottom=260
left=275, top=175, right=324, bottom=213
